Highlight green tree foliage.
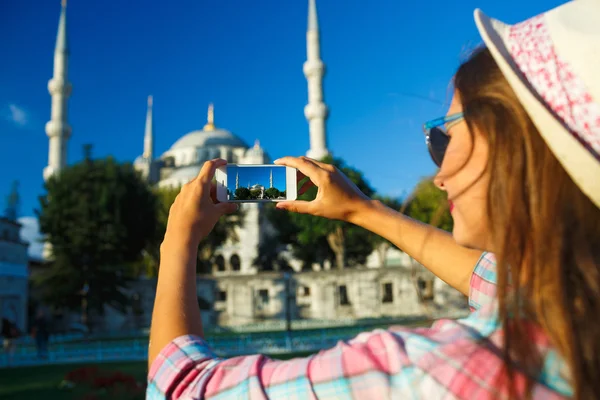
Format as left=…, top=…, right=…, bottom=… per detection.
left=35, top=153, right=158, bottom=323
left=234, top=187, right=251, bottom=200
left=265, top=157, right=376, bottom=270
left=264, top=187, right=281, bottom=199
left=404, top=178, right=453, bottom=232
left=250, top=189, right=262, bottom=200
left=149, top=186, right=243, bottom=275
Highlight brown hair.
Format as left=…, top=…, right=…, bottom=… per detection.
left=454, top=47, right=600, bottom=399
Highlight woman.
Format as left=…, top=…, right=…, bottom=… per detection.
left=147, top=2, right=599, bottom=399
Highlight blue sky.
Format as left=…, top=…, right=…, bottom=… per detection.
left=226, top=166, right=286, bottom=194
left=1, top=0, right=564, bottom=226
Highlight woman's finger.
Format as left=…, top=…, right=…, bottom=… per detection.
left=210, top=183, right=219, bottom=203
left=274, top=157, right=324, bottom=185
left=275, top=200, right=317, bottom=215
left=198, top=159, right=227, bottom=186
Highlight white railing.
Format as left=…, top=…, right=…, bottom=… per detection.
left=1, top=311, right=469, bottom=368
left=0, top=330, right=344, bottom=369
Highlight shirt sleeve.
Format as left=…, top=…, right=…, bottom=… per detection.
left=146, top=316, right=513, bottom=400
left=468, top=252, right=498, bottom=312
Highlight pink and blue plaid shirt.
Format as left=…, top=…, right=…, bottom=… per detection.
left=147, top=253, right=572, bottom=399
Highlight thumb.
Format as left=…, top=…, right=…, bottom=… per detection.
left=216, top=202, right=239, bottom=215
left=275, top=200, right=315, bottom=215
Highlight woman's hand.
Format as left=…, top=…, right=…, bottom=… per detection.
left=274, top=156, right=371, bottom=222
left=162, top=159, right=238, bottom=251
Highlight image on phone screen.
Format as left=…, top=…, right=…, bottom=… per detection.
left=215, top=165, right=297, bottom=203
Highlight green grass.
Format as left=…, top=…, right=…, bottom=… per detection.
left=0, top=352, right=314, bottom=400
left=0, top=361, right=146, bottom=400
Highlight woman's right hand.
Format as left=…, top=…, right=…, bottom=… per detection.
left=274, top=156, right=372, bottom=222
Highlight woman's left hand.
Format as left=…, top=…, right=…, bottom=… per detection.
left=162, top=159, right=238, bottom=251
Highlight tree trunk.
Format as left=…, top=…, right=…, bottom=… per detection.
left=327, top=225, right=346, bottom=270
left=377, top=243, right=390, bottom=267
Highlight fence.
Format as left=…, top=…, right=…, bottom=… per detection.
left=0, top=326, right=355, bottom=369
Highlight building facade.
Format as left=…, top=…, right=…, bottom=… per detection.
left=38, top=0, right=468, bottom=333
left=0, top=216, right=29, bottom=333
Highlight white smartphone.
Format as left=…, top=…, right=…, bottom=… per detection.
left=215, top=164, right=298, bottom=202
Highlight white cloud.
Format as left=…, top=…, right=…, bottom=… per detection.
left=18, top=216, right=45, bottom=260
left=6, top=103, right=29, bottom=127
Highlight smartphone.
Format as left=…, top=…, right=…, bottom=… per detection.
left=215, top=164, right=298, bottom=202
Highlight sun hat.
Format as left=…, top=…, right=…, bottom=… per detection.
left=473, top=0, right=600, bottom=208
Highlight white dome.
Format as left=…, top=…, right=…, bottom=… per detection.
left=170, top=129, right=248, bottom=150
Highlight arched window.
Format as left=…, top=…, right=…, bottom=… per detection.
left=417, top=278, right=435, bottom=302
left=214, top=255, right=225, bottom=272
left=230, top=254, right=241, bottom=271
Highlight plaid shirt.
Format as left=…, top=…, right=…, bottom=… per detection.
left=147, top=253, right=572, bottom=399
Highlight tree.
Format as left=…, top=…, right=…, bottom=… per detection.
left=35, top=151, right=158, bottom=327
left=150, top=186, right=243, bottom=275
left=368, top=195, right=404, bottom=266
left=250, top=189, right=262, bottom=200
left=404, top=178, right=453, bottom=232
left=267, top=156, right=376, bottom=270
left=234, top=187, right=251, bottom=200
left=264, top=187, right=281, bottom=199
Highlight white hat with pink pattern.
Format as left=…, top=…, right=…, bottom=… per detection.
left=474, top=0, right=600, bottom=208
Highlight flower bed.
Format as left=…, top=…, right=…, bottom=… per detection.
left=59, top=366, right=145, bottom=400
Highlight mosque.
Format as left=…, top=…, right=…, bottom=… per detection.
left=36, top=0, right=469, bottom=331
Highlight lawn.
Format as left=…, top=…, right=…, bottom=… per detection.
left=0, top=352, right=313, bottom=400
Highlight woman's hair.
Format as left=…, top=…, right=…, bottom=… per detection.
left=454, top=47, right=600, bottom=400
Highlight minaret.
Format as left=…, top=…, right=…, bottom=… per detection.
left=204, top=103, right=215, bottom=131
left=143, top=95, right=154, bottom=160
left=269, top=169, right=273, bottom=188
left=304, top=0, right=330, bottom=160
left=235, top=172, right=239, bottom=190
left=44, top=0, right=72, bottom=181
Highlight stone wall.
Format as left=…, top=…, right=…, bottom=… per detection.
left=38, top=262, right=468, bottom=334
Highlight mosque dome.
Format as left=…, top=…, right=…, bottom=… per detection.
left=168, top=104, right=248, bottom=151
left=169, top=128, right=247, bottom=150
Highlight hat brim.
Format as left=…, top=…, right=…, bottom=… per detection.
left=474, top=9, right=600, bottom=208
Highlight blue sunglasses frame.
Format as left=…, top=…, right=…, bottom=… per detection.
left=422, top=112, right=464, bottom=167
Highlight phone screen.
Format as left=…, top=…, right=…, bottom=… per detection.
left=216, top=165, right=297, bottom=202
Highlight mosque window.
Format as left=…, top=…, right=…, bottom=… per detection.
left=299, top=286, right=310, bottom=296
left=216, top=290, right=227, bottom=302
left=382, top=282, right=394, bottom=303
left=417, top=278, right=435, bottom=302
left=215, top=255, right=225, bottom=272
left=257, top=289, right=269, bottom=309
left=230, top=254, right=241, bottom=271
left=197, top=149, right=207, bottom=162
left=163, top=156, right=175, bottom=168
left=338, top=285, right=350, bottom=306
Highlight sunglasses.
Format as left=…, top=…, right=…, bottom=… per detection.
left=422, top=112, right=464, bottom=167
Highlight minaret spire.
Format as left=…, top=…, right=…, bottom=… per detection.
left=143, top=95, right=154, bottom=159
left=204, top=103, right=215, bottom=131
left=269, top=169, right=273, bottom=188
left=304, top=0, right=329, bottom=160
left=44, top=0, right=72, bottom=181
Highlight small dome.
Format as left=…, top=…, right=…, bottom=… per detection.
left=170, top=129, right=248, bottom=150
left=133, top=155, right=146, bottom=166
